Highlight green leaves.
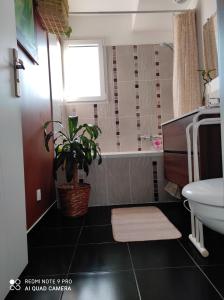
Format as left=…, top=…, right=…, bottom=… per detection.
left=43, top=116, right=102, bottom=183
left=68, top=116, right=78, bottom=140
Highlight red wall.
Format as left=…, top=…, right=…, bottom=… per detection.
left=19, top=19, right=55, bottom=229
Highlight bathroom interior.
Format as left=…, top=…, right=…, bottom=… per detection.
left=2, top=0, right=224, bottom=299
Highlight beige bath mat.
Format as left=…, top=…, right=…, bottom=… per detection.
left=111, top=206, right=182, bottom=242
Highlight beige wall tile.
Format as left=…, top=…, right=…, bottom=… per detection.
left=117, top=81, right=136, bottom=117
left=116, top=45, right=135, bottom=82
left=137, top=45, right=154, bottom=81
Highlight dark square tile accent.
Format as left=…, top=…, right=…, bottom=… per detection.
left=94, top=114, right=98, bottom=118
left=94, top=104, right=97, bottom=108
left=136, top=105, right=140, bottom=109
left=62, top=271, right=139, bottom=300
left=135, top=84, right=139, bottom=88
left=135, top=70, right=138, bottom=74
left=37, top=208, right=84, bottom=228
left=113, top=68, right=117, bottom=71
left=28, top=227, right=80, bottom=247
left=84, top=206, right=111, bottom=226
left=116, top=121, right=119, bottom=125
left=79, top=225, right=114, bottom=244
left=136, top=95, right=139, bottom=99
left=134, top=55, right=138, bottom=60
left=115, top=110, right=119, bottom=114
left=112, top=46, right=116, bottom=50
left=157, top=104, right=161, bottom=108
left=138, top=148, right=142, bottom=151
left=157, top=94, right=160, bottom=98
left=155, top=51, right=159, bottom=55
left=21, top=246, right=74, bottom=276
left=114, top=78, right=117, bottom=82
left=116, top=132, right=120, bottom=135
left=155, top=62, right=160, bottom=66
left=114, top=93, right=118, bottom=97
left=202, top=265, right=224, bottom=297
left=156, top=83, right=160, bottom=87
left=117, top=142, right=120, bottom=146
left=5, top=276, right=63, bottom=300
left=129, top=240, right=193, bottom=270
left=136, top=113, right=140, bottom=117
left=136, top=267, right=222, bottom=300
left=113, top=60, right=116, bottom=64
left=69, top=243, right=132, bottom=273
left=156, top=72, right=160, bottom=76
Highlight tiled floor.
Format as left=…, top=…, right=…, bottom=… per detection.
left=6, top=202, right=224, bottom=300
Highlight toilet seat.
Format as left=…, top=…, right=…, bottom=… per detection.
left=182, top=178, right=224, bottom=207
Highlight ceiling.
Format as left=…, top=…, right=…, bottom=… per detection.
left=68, top=0, right=195, bottom=36
left=68, top=0, right=194, bottom=13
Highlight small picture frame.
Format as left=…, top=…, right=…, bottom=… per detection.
left=15, top=0, right=38, bottom=64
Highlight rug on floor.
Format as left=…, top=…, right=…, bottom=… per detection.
left=111, top=206, right=182, bottom=242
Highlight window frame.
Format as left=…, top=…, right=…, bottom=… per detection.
left=63, top=39, right=107, bottom=103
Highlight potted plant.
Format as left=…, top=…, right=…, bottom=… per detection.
left=43, top=116, right=102, bottom=217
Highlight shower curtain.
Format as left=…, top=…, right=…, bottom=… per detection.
left=173, top=10, right=201, bottom=117
left=203, top=14, right=218, bottom=79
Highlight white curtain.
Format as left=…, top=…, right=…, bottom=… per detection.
left=173, top=10, right=201, bottom=117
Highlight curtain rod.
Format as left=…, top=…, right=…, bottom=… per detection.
left=69, top=10, right=189, bottom=15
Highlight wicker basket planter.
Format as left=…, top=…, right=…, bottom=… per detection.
left=36, top=0, right=70, bottom=36
left=58, top=183, right=91, bottom=217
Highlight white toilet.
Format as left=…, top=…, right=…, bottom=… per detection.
left=182, top=178, right=224, bottom=234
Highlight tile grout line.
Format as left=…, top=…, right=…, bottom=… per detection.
left=127, top=243, right=142, bottom=300
left=177, top=240, right=224, bottom=300
left=66, top=226, right=84, bottom=276
left=59, top=225, right=85, bottom=300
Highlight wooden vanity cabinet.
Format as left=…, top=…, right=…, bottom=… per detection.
left=162, top=112, right=222, bottom=187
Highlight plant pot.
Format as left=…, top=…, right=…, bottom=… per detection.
left=57, top=183, right=91, bottom=217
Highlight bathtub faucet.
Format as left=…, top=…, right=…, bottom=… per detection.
left=140, top=135, right=160, bottom=141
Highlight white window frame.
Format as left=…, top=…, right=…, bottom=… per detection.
left=63, top=39, right=107, bottom=103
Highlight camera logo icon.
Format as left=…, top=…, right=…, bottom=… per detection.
left=9, top=279, right=21, bottom=291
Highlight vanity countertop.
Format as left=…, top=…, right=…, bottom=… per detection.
left=161, top=106, right=220, bottom=126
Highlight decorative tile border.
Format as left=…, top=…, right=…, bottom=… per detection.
left=133, top=45, right=142, bottom=151
left=154, top=48, right=162, bottom=136
left=112, top=46, right=121, bottom=151
left=93, top=104, right=98, bottom=126
left=152, top=161, right=159, bottom=201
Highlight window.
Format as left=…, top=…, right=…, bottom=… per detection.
left=63, top=40, right=107, bottom=102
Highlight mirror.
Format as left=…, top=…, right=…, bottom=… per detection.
left=203, top=13, right=218, bottom=80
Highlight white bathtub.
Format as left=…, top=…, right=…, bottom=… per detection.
left=86, top=150, right=173, bottom=206
left=101, top=150, right=163, bottom=158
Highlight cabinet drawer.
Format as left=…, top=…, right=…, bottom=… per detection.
left=164, top=153, right=189, bottom=187
left=162, top=113, right=195, bottom=152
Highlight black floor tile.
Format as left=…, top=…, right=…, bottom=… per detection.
left=79, top=225, right=114, bottom=244
left=38, top=208, right=84, bottom=228
left=69, top=243, right=132, bottom=273
left=202, top=265, right=224, bottom=297
left=5, top=276, right=63, bottom=300
left=28, top=227, right=80, bottom=247
left=62, top=271, right=139, bottom=300
left=136, top=267, right=222, bottom=300
left=158, top=202, right=191, bottom=237
left=129, top=240, right=194, bottom=270
left=84, top=206, right=111, bottom=226
left=22, top=246, right=74, bottom=276
left=179, top=233, right=224, bottom=266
